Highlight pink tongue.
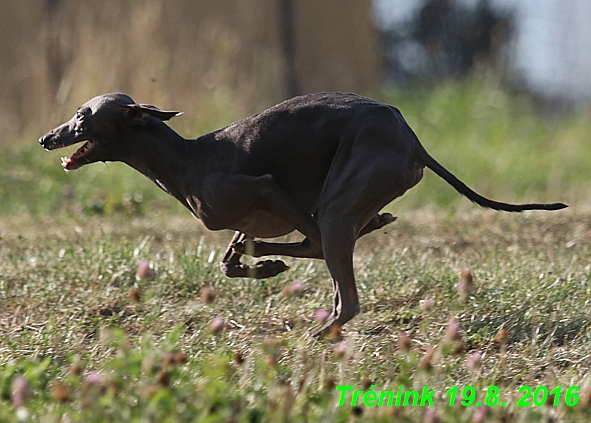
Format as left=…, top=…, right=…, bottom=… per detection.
left=71, top=142, right=88, bottom=159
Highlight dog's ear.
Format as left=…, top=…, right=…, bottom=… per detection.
left=124, top=104, right=183, bottom=125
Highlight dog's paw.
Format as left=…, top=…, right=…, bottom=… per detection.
left=251, top=259, right=290, bottom=279
left=221, top=259, right=289, bottom=279
left=379, top=212, right=397, bottom=225
left=308, top=318, right=343, bottom=340
left=359, top=212, right=398, bottom=236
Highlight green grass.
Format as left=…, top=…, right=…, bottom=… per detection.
left=1, top=74, right=590, bottom=216
left=1, top=210, right=591, bottom=422
left=1, top=78, right=591, bottom=422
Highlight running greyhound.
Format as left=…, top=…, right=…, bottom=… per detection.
left=39, top=92, right=567, bottom=335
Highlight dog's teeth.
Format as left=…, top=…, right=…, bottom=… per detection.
left=81, top=140, right=94, bottom=153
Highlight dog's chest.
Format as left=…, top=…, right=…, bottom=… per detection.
left=186, top=195, right=294, bottom=238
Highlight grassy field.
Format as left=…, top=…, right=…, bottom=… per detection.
left=2, top=75, right=591, bottom=216
left=2, top=210, right=591, bottom=422
left=1, top=78, right=591, bottom=422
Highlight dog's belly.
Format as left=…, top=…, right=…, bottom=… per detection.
left=234, top=210, right=295, bottom=238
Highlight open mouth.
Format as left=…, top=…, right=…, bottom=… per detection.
left=60, top=140, right=97, bottom=171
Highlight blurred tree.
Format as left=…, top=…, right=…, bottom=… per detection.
left=278, top=0, right=300, bottom=97
left=44, top=0, right=64, bottom=99
left=380, top=0, right=514, bottom=83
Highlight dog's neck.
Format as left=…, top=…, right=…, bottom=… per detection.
left=121, top=122, right=193, bottom=207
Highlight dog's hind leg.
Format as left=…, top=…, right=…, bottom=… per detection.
left=310, top=218, right=360, bottom=337
left=308, top=125, right=416, bottom=335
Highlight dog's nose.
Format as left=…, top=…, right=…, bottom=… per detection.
left=39, top=133, right=52, bottom=149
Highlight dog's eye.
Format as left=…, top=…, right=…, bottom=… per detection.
left=76, top=110, right=85, bottom=121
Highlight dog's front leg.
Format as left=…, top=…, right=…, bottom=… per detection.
left=220, top=231, right=290, bottom=279
left=231, top=212, right=398, bottom=259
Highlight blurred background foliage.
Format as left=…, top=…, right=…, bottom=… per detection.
left=0, top=0, right=589, bottom=214
left=0, top=0, right=377, bottom=139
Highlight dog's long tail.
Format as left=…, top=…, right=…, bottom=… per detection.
left=415, top=144, right=567, bottom=212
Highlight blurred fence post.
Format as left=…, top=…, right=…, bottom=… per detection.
left=44, top=0, right=63, bottom=101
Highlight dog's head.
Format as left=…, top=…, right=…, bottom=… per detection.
left=39, top=93, right=182, bottom=171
